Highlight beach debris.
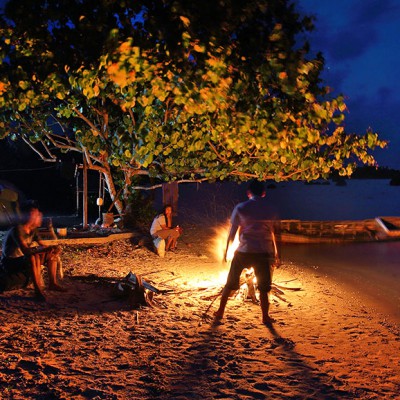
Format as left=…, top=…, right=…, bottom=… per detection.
left=70, top=271, right=172, bottom=309
left=114, top=272, right=173, bottom=308
left=114, top=272, right=148, bottom=307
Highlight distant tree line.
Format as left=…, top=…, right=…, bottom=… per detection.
left=351, top=166, right=400, bottom=180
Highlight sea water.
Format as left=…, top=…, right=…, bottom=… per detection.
left=175, top=178, right=400, bottom=221
left=268, top=179, right=400, bottom=323
left=265, top=178, right=400, bottom=221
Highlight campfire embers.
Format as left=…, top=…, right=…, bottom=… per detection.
left=241, top=268, right=258, bottom=303
left=230, top=267, right=259, bottom=304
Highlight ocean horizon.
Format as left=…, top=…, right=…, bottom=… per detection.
left=172, top=178, right=400, bottom=222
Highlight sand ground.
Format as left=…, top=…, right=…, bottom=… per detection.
left=0, top=224, right=399, bottom=399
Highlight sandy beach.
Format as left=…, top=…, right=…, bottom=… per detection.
left=0, top=224, right=399, bottom=399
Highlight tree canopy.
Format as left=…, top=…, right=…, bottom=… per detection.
left=0, top=0, right=386, bottom=213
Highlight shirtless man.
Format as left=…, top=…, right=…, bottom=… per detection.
left=0, top=201, right=65, bottom=301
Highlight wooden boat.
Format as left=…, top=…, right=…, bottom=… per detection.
left=279, top=217, right=400, bottom=244
left=374, top=217, right=400, bottom=239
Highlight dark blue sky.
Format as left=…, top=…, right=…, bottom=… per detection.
left=1, top=0, right=399, bottom=169
left=298, top=0, right=400, bottom=169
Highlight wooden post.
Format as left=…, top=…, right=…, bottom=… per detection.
left=162, top=182, right=179, bottom=215
left=83, top=158, right=88, bottom=229
left=75, top=171, right=80, bottom=216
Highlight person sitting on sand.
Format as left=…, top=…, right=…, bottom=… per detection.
left=0, top=201, right=66, bottom=301
left=214, top=180, right=280, bottom=325
left=150, top=204, right=181, bottom=253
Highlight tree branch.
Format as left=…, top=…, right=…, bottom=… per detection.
left=208, top=140, right=228, bottom=163
left=20, top=135, right=57, bottom=162
left=72, top=106, right=104, bottom=139
left=131, top=177, right=209, bottom=191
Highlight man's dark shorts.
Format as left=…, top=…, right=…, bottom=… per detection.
left=0, top=256, right=31, bottom=292
left=225, top=251, right=273, bottom=293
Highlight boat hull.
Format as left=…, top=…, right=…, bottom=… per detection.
left=279, top=217, right=400, bottom=244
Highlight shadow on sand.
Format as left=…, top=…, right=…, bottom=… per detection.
left=164, top=319, right=356, bottom=399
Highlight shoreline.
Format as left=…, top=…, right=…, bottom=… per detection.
left=281, top=241, right=400, bottom=325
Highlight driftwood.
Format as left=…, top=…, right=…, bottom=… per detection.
left=203, top=288, right=223, bottom=316
left=113, top=272, right=173, bottom=308
left=273, top=282, right=301, bottom=291
left=238, top=268, right=258, bottom=303
left=114, top=276, right=148, bottom=308
left=71, top=272, right=171, bottom=308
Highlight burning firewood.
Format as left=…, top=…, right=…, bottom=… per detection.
left=238, top=268, right=258, bottom=303
left=200, top=267, right=302, bottom=322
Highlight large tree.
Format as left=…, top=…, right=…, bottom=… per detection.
left=0, top=0, right=386, bottom=214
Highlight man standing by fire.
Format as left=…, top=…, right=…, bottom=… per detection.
left=214, top=180, right=280, bottom=325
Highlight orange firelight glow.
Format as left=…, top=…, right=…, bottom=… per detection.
left=212, top=221, right=240, bottom=262
left=212, top=222, right=258, bottom=295
left=189, top=223, right=259, bottom=300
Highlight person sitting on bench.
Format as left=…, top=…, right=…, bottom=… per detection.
left=0, top=201, right=66, bottom=301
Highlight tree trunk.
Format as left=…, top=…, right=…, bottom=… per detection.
left=103, top=169, right=124, bottom=215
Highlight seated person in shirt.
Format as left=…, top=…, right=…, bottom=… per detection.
left=150, top=204, right=181, bottom=252
left=0, top=201, right=66, bottom=301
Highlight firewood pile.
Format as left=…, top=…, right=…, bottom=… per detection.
left=238, top=268, right=258, bottom=303
left=199, top=267, right=301, bottom=323
left=230, top=267, right=301, bottom=305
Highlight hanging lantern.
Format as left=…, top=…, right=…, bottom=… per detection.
left=96, top=197, right=104, bottom=206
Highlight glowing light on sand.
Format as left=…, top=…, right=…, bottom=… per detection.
left=191, top=270, right=228, bottom=289
left=188, top=222, right=248, bottom=291
left=180, top=222, right=240, bottom=290
left=217, top=270, right=228, bottom=285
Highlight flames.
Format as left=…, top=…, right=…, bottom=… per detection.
left=189, top=222, right=238, bottom=289
left=212, top=222, right=258, bottom=300
left=212, top=221, right=239, bottom=262
left=190, top=222, right=258, bottom=303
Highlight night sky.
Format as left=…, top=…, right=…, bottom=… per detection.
left=298, top=0, right=400, bottom=169
left=1, top=0, right=399, bottom=169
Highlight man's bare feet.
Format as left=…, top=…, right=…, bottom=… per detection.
left=262, top=316, right=276, bottom=325
left=48, top=283, right=67, bottom=292
left=34, top=291, right=47, bottom=302
left=214, top=310, right=224, bottom=320
left=212, top=311, right=224, bottom=326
